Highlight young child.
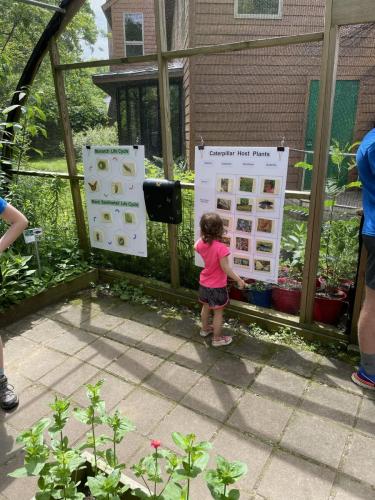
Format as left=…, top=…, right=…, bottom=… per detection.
left=0, top=196, right=28, bottom=410
left=195, top=212, right=246, bottom=347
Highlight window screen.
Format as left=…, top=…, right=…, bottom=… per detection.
left=235, top=0, right=281, bottom=18
left=124, top=13, right=144, bottom=56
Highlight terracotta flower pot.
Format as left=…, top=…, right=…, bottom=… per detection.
left=313, top=290, right=347, bottom=325
left=272, top=278, right=301, bottom=315
left=229, top=279, right=254, bottom=302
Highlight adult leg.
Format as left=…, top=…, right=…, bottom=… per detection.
left=0, top=337, right=4, bottom=376
left=358, top=286, right=375, bottom=358
left=0, top=337, right=19, bottom=410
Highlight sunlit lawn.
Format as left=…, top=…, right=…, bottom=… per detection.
left=28, top=157, right=83, bottom=173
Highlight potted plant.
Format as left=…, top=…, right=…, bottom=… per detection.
left=246, top=280, right=272, bottom=308
left=9, top=380, right=248, bottom=499
left=228, top=278, right=254, bottom=302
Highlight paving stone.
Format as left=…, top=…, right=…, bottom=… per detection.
left=163, top=315, right=200, bottom=339
left=227, top=336, right=274, bottom=363
left=142, top=360, right=201, bottom=402
left=136, top=331, right=186, bottom=359
left=227, top=392, right=293, bottom=442
left=208, top=354, right=259, bottom=388
left=75, top=337, right=129, bottom=369
left=0, top=424, right=22, bottom=466
left=5, top=314, right=45, bottom=335
left=0, top=450, right=38, bottom=500
left=251, top=365, right=308, bottom=407
left=355, top=397, right=375, bottom=436
left=135, top=308, right=171, bottom=328
left=170, top=341, right=224, bottom=373
left=115, top=431, right=150, bottom=465
left=71, top=371, right=134, bottom=410
left=20, top=318, right=68, bottom=345
left=257, top=450, right=335, bottom=500
left=270, top=347, right=320, bottom=378
left=332, top=475, right=375, bottom=500
left=105, top=319, right=157, bottom=346
left=106, top=348, right=163, bottom=384
left=80, top=311, right=126, bottom=335
left=45, top=327, right=97, bottom=355
left=314, top=357, right=363, bottom=395
left=280, top=412, right=349, bottom=467
left=16, top=346, right=68, bottom=381
left=181, top=376, right=243, bottom=422
left=51, top=303, right=101, bottom=328
left=3, top=337, right=40, bottom=368
left=117, top=387, right=175, bottom=435
left=300, top=382, right=361, bottom=427
left=211, top=426, right=272, bottom=491
left=342, top=432, right=375, bottom=486
left=151, top=404, right=220, bottom=452
left=105, top=301, right=148, bottom=320
left=37, top=301, right=72, bottom=317
left=39, top=357, right=99, bottom=397
left=4, top=384, right=54, bottom=430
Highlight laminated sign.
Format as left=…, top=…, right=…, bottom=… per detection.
left=83, top=145, right=147, bottom=257
left=194, top=146, right=289, bottom=283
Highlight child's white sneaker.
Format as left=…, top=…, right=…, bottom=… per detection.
left=212, top=336, right=232, bottom=347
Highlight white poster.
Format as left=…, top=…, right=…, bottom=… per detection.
left=194, top=146, right=289, bottom=283
left=83, top=145, right=147, bottom=257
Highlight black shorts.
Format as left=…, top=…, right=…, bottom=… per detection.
left=363, top=235, right=375, bottom=290
left=198, top=285, right=229, bottom=310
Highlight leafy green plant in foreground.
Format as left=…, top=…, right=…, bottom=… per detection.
left=10, top=381, right=247, bottom=499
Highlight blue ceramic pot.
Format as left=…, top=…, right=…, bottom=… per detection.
left=248, top=288, right=272, bottom=308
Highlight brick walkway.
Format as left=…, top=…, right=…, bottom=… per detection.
left=0, top=292, right=375, bottom=500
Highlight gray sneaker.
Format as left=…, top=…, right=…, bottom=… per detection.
left=0, top=375, right=19, bottom=410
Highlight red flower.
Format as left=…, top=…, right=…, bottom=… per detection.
left=151, top=439, right=161, bottom=449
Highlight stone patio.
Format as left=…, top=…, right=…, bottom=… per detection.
left=1, top=292, right=375, bottom=500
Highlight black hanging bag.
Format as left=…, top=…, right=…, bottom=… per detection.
left=143, top=179, right=182, bottom=224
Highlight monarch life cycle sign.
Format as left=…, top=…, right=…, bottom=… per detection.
left=83, top=145, right=147, bottom=257
left=194, top=146, right=289, bottom=283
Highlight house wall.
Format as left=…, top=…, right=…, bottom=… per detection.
left=188, top=0, right=375, bottom=189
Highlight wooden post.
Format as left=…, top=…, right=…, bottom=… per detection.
left=49, top=37, right=90, bottom=255
left=154, top=0, right=180, bottom=288
left=299, top=0, right=339, bottom=323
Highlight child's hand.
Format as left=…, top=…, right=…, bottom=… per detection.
left=237, top=278, right=246, bottom=289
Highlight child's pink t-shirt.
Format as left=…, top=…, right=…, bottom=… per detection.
left=195, top=238, right=230, bottom=288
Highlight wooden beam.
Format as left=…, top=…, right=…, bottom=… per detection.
left=56, top=53, right=158, bottom=71
left=300, top=0, right=339, bottom=323
left=332, top=0, right=375, bottom=26
left=350, top=245, right=367, bottom=344
left=164, top=32, right=324, bottom=60
left=154, top=0, right=180, bottom=288
left=49, top=38, right=90, bottom=255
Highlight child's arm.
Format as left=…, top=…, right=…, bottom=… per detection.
left=0, top=204, right=28, bottom=253
left=220, top=256, right=246, bottom=289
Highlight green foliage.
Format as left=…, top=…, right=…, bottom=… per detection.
left=69, top=124, right=118, bottom=161
left=206, top=456, right=247, bottom=500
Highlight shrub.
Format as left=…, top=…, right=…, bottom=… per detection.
left=63, top=124, right=118, bottom=161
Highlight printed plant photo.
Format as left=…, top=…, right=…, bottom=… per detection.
left=222, top=236, right=231, bottom=247
left=115, top=233, right=128, bottom=248
left=257, top=218, right=274, bottom=234
left=235, top=236, right=250, bottom=252
left=238, top=177, right=256, bottom=193
left=101, top=211, right=113, bottom=223
left=123, top=212, right=136, bottom=224
left=255, top=239, right=274, bottom=254
left=122, top=161, right=136, bottom=176
left=87, top=179, right=100, bottom=193
left=92, top=229, right=104, bottom=243
left=111, top=182, right=123, bottom=195
left=257, top=199, right=275, bottom=212
left=217, top=197, right=232, bottom=211
left=236, top=216, right=253, bottom=233
left=220, top=216, right=233, bottom=232
left=97, top=159, right=109, bottom=172
left=217, top=176, right=234, bottom=194
left=236, top=197, right=253, bottom=213
left=254, top=259, right=272, bottom=273
left=233, top=255, right=251, bottom=268
left=261, top=178, right=281, bottom=195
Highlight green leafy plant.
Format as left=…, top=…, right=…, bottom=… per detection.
left=10, top=381, right=248, bottom=499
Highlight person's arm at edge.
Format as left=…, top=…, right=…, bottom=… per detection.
left=0, top=204, right=28, bottom=253
left=220, top=256, right=246, bottom=288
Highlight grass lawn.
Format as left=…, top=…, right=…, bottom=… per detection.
left=28, top=157, right=83, bottom=173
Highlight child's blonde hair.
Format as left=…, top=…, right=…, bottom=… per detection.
left=200, top=212, right=224, bottom=244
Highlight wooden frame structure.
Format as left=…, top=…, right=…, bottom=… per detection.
left=6, top=0, right=374, bottom=342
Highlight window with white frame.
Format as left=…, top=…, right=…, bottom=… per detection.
left=235, top=0, right=282, bottom=19
left=124, top=13, right=144, bottom=56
